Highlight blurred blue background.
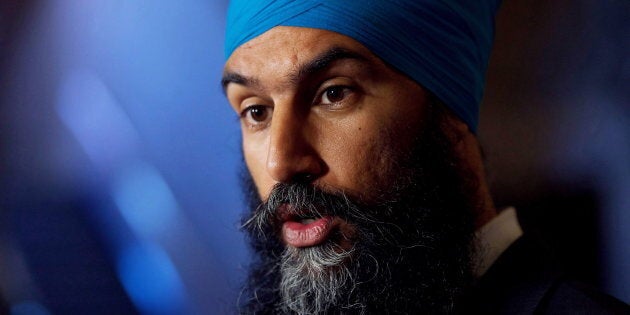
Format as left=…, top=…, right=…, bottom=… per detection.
left=1, top=0, right=246, bottom=314
left=0, top=0, right=627, bottom=314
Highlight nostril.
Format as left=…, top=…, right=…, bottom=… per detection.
left=292, top=173, right=314, bottom=183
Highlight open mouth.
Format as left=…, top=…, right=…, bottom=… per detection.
left=282, top=216, right=335, bottom=248
left=276, top=204, right=337, bottom=248
left=298, top=218, right=317, bottom=224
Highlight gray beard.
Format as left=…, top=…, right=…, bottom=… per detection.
left=239, top=104, right=478, bottom=314
left=242, top=180, right=476, bottom=314
left=279, top=242, right=354, bottom=314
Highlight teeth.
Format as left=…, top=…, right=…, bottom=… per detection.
left=300, top=218, right=316, bottom=224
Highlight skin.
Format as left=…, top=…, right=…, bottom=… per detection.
left=224, top=26, right=496, bottom=234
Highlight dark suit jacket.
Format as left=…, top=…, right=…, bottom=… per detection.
left=460, top=235, right=629, bottom=314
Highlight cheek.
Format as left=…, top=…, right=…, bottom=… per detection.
left=321, top=116, right=403, bottom=197
left=242, top=137, right=274, bottom=199
left=354, top=131, right=402, bottom=192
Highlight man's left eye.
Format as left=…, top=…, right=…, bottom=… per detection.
left=320, top=86, right=351, bottom=105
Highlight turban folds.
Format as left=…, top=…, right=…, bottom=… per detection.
left=224, top=0, right=502, bottom=133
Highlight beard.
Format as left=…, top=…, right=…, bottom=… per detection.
left=238, top=105, right=479, bottom=314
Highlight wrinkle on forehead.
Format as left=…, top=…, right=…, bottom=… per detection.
left=224, top=26, right=377, bottom=95
left=230, top=27, right=307, bottom=69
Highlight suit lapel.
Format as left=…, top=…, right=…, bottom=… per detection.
left=459, top=235, right=561, bottom=314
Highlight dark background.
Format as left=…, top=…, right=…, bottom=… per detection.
left=1, top=0, right=628, bottom=314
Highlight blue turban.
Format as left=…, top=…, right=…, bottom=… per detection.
left=224, top=0, right=502, bottom=133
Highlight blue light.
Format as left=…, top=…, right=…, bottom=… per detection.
left=10, top=301, right=51, bottom=315
left=56, top=69, right=140, bottom=170
left=116, top=242, right=187, bottom=315
left=113, top=162, right=179, bottom=238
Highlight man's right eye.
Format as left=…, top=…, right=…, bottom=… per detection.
left=241, top=105, right=272, bottom=125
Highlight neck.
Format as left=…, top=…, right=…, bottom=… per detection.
left=442, top=112, right=497, bottom=229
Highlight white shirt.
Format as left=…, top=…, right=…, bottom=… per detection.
left=473, top=207, right=523, bottom=278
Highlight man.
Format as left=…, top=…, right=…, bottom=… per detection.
left=221, top=1, right=629, bottom=314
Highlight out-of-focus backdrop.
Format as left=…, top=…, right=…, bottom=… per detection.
left=0, top=0, right=627, bottom=314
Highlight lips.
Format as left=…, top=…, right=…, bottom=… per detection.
left=275, top=204, right=337, bottom=247
left=282, top=216, right=335, bottom=247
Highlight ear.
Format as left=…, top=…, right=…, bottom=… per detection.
left=440, top=109, right=474, bottom=151
left=441, top=109, right=497, bottom=227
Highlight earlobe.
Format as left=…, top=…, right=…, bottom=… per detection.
left=446, top=117, right=479, bottom=165
left=440, top=109, right=470, bottom=147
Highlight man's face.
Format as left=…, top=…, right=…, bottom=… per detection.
left=224, top=26, right=431, bottom=204
left=224, top=26, right=475, bottom=314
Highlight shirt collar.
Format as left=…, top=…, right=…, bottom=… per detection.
left=473, top=207, right=523, bottom=278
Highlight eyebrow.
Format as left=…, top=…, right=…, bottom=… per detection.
left=220, top=72, right=260, bottom=95
left=221, top=46, right=369, bottom=94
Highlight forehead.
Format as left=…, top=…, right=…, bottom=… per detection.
left=224, top=26, right=379, bottom=79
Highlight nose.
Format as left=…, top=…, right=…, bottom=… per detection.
left=266, top=106, right=324, bottom=183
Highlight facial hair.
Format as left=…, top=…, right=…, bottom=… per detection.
left=238, top=105, right=478, bottom=314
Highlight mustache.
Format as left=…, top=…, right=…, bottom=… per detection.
left=241, top=182, right=373, bottom=239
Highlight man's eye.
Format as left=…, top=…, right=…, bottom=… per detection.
left=242, top=105, right=272, bottom=124
left=320, top=86, right=351, bottom=105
